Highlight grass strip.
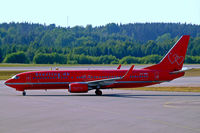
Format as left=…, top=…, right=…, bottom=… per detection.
left=117, top=87, right=200, bottom=92
left=184, top=68, right=200, bottom=77
left=0, top=70, right=28, bottom=80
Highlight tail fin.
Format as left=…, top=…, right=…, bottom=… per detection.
left=144, top=35, right=190, bottom=71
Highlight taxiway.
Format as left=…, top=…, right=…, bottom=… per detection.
left=0, top=80, right=200, bottom=133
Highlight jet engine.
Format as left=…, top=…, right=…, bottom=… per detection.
left=69, top=83, right=88, bottom=93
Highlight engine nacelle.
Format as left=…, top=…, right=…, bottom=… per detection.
left=69, top=83, right=88, bottom=93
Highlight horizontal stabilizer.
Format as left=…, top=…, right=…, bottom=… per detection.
left=170, top=67, right=193, bottom=74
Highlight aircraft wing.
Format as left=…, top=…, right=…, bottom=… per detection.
left=170, top=67, right=193, bottom=74
left=87, top=65, right=134, bottom=87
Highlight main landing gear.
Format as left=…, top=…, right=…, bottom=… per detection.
left=22, top=91, right=26, bottom=96
left=95, top=89, right=102, bottom=96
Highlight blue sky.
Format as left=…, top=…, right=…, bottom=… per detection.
left=0, top=0, right=199, bottom=27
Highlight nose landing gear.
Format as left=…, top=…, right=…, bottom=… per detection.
left=95, top=89, right=102, bottom=96
left=22, top=91, right=26, bottom=96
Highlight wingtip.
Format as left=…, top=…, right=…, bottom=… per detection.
left=182, top=35, right=190, bottom=39
left=122, top=65, right=134, bottom=78
left=117, top=64, right=121, bottom=69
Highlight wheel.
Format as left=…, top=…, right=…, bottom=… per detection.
left=95, top=89, right=102, bottom=96
left=22, top=91, right=26, bottom=96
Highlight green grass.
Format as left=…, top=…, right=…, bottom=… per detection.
left=184, top=68, right=200, bottom=77
left=0, top=63, right=116, bottom=67
left=0, top=63, right=82, bottom=67
left=0, top=70, right=28, bottom=80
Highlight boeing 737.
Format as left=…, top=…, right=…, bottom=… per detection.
left=5, top=35, right=190, bottom=96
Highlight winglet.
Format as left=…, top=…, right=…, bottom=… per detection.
left=86, top=65, right=134, bottom=85
left=122, top=65, right=134, bottom=79
left=117, top=64, right=121, bottom=69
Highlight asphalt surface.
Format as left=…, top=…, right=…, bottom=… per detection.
left=0, top=80, right=200, bottom=133
left=0, top=64, right=199, bottom=71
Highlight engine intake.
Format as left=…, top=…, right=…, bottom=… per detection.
left=69, top=83, right=88, bottom=93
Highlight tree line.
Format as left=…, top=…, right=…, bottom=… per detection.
left=0, top=22, right=200, bottom=64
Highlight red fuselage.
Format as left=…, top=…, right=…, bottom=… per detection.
left=5, top=68, right=184, bottom=92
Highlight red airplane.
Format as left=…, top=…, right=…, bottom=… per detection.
left=5, top=35, right=190, bottom=96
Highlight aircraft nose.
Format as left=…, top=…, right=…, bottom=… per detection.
left=5, top=79, right=13, bottom=86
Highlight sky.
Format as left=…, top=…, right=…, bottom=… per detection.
left=0, top=0, right=199, bottom=27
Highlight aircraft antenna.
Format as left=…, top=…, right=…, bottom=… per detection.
left=67, top=16, right=69, bottom=28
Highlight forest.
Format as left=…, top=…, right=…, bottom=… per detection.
left=0, top=22, right=200, bottom=64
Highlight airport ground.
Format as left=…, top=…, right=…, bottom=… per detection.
left=0, top=83, right=200, bottom=133
left=0, top=65, right=200, bottom=133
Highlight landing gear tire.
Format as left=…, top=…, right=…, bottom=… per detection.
left=22, top=91, right=26, bottom=96
left=95, top=89, right=102, bottom=96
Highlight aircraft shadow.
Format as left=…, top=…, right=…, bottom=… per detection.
left=24, top=93, right=200, bottom=99
left=26, top=93, right=146, bottom=99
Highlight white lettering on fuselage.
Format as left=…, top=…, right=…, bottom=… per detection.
left=32, top=72, right=149, bottom=80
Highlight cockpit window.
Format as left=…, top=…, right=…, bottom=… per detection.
left=11, top=75, right=20, bottom=79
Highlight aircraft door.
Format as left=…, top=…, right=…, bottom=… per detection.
left=83, top=74, right=87, bottom=81
left=26, top=73, right=32, bottom=82
left=154, top=71, right=159, bottom=81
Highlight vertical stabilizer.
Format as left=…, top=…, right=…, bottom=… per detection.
left=144, top=35, right=190, bottom=71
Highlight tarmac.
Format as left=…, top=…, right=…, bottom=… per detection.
left=0, top=64, right=199, bottom=71
left=0, top=80, right=200, bottom=133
